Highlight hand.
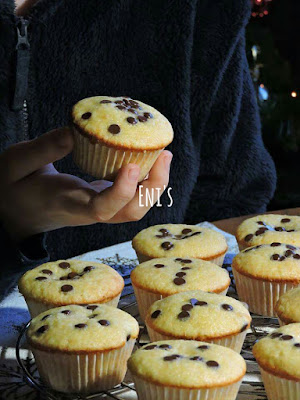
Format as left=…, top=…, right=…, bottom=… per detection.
left=0, top=128, right=172, bottom=242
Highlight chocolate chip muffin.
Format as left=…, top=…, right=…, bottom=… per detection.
left=145, top=291, right=251, bottom=353
left=236, top=214, right=300, bottom=250
left=132, top=224, right=228, bottom=265
left=27, top=304, right=139, bottom=393
left=232, top=243, right=300, bottom=316
left=71, top=96, right=173, bottom=181
left=275, top=287, right=300, bottom=325
left=18, top=260, right=124, bottom=317
left=131, top=257, right=230, bottom=320
left=253, top=323, right=300, bottom=400
left=128, top=340, right=246, bottom=400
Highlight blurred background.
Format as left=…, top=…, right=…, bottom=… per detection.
left=247, top=0, right=299, bottom=210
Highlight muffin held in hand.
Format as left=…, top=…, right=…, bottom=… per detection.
left=131, top=257, right=230, bottom=320
left=132, top=224, right=228, bottom=265
left=253, top=323, right=300, bottom=400
left=236, top=214, right=300, bottom=250
left=145, top=290, right=251, bottom=353
left=27, top=304, right=139, bottom=393
left=232, top=243, right=300, bottom=317
left=275, top=287, right=300, bottom=325
left=18, top=260, right=124, bottom=317
left=128, top=340, right=246, bottom=400
left=71, top=96, right=173, bottom=181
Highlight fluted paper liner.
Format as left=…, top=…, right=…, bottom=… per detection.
left=259, top=367, right=300, bottom=400
left=135, top=251, right=226, bottom=267
left=232, top=268, right=298, bottom=317
left=73, top=127, right=164, bottom=181
left=131, top=374, right=243, bottom=400
left=31, top=339, right=135, bottom=393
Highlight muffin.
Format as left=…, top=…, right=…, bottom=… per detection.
left=236, top=214, right=300, bottom=250
left=19, top=260, right=124, bottom=317
left=132, top=224, right=228, bottom=265
left=253, top=323, right=300, bottom=400
left=275, top=287, right=300, bottom=325
left=128, top=339, right=246, bottom=400
left=71, top=96, right=173, bottom=181
left=145, top=291, right=251, bottom=353
left=232, top=243, right=300, bottom=316
left=27, top=304, right=139, bottom=393
left=131, top=257, right=230, bottom=320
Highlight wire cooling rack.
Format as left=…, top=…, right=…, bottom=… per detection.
left=16, top=265, right=278, bottom=400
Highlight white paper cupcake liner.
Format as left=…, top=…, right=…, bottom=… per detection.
left=31, top=338, right=135, bottom=393
left=133, top=284, right=229, bottom=322
left=259, top=367, right=300, bottom=400
left=73, top=127, right=163, bottom=182
left=146, top=324, right=247, bottom=353
left=232, top=268, right=298, bottom=317
left=131, top=374, right=243, bottom=400
left=135, top=252, right=226, bottom=266
left=25, top=293, right=121, bottom=318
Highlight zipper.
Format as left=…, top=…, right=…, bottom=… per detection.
left=12, top=17, right=30, bottom=141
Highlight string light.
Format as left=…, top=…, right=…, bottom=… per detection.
left=291, top=91, right=297, bottom=98
left=251, top=0, right=272, bottom=18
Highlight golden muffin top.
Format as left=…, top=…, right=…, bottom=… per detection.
left=72, top=96, right=173, bottom=150
left=132, top=224, right=227, bottom=260
left=128, top=340, right=246, bottom=388
left=236, top=214, right=300, bottom=248
left=232, top=244, right=300, bottom=282
left=131, top=257, right=230, bottom=295
left=276, top=288, right=300, bottom=324
left=27, top=304, right=139, bottom=352
left=145, top=290, right=251, bottom=340
left=253, top=323, right=300, bottom=380
left=18, top=260, right=124, bottom=305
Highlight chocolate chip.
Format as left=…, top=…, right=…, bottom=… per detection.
left=127, top=335, right=131, bottom=341
left=293, top=254, right=300, bottom=259
left=181, top=267, right=191, bottom=270
left=154, top=264, right=165, bottom=268
left=287, top=229, right=295, bottom=232
left=161, top=241, right=174, bottom=250
left=198, top=345, right=209, bottom=350
left=182, top=228, right=192, bottom=234
left=115, top=100, right=124, bottom=104
left=221, top=304, right=233, bottom=311
left=138, top=115, right=147, bottom=122
left=88, top=314, right=98, bottom=319
left=144, top=345, right=157, bottom=350
left=41, top=269, right=52, bottom=275
left=159, top=344, right=172, bottom=349
left=100, top=100, right=111, bottom=103
left=189, top=231, right=201, bottom=237
left=86, top=305, right=98, bottom=310
left=190, top=298, right=207, bottom=306
left=281, top=218, right=291, bottom=223
left=84, top=266, right=95, bottom=272
left=41, top=314, right=50, bottom=321
left=190, top=356, right=203, bottom=361
left=175, top=258, right=182, bottom=261
left=108, top=124, right=120, bottom=134
left=177, top=311, right=190, bottom=320
left=127, top=117, right=137, bottom=124
left=159, top=228, right=169, bottom=234
left=163, top=354, right=182, bottom=361
left=270, top=332, right=282, bottom=339
left=286, top=245, right=296, bottom=250
left=151, top=310, right=161, bottom=319
left=59, top=262, right=70, bottom=269
left=206, top=360, right=219, bottom=368
left=280, top=335, right=293, bottom=341
left=98, top=320, right=110, bottom=326
left=271, top=254, right=280, bottom=261
left=275, top=227, right=285, bottom=232
left=144, top=112, right=153, bottom=119
left=271, top=243, right=281, bottom=247
left=255, top=228, right=268, bottom=236
left=82, top=112, right=91, bottom=119
left=61, top=284, right=73, bottom=292
left=181, top=304, right=193, bottom=311
left=75, top=323, right=87, bottom=329
left=244, top=234, right=253, bottom=242
left=241, top=323, right=249, bottom=332
left=35, top=276, right=47, bottom=281
left=181, top=259, right=192, bottom=264
left=284, top=250, right=294, bottom=257
left=61, top=310, right=71, bottom=315
left=116, top=105, right=126, bottom=110
left=67, top=272, right=78, bottom=279
left=129, top=100, right=139, bottom=106
left=257, top=221, right=265, bottom=225
left=60, top=276, right=68, bottom=280
left=36, top=325, right=48, bottom=334
left=176, top=272, right=186, bottom=277
left=128, top=108, right=138, bottom=114
left=278, top=256, right=286, bottom=261
left=173, top=277, right=186, bottom=285
left=294, top=343, right=300, bottom=348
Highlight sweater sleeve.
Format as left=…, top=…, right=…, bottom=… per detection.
left=186, top=1, right=276, bottom=222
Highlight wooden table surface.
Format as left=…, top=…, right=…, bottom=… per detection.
left=213, top=207, right=300, bottom=235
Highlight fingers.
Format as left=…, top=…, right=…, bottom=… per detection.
left=0, top=127, right=73, bottom=184
left=89, top=163, right=140, bottom=222
left=109, top=150, right=172, bottom=222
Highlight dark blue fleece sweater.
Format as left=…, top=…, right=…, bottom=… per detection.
left=0, top=0, right=276, bottom=291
